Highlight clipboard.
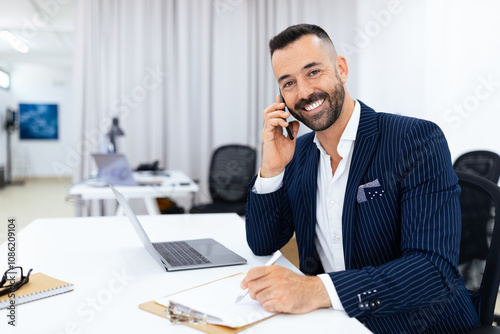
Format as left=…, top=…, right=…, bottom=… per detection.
left=138, top=273, right=277, bottom=334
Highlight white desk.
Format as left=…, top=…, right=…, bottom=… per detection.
left=69, top=170, right=199, bottom=215
left=0, top=214, right=371, bottom=334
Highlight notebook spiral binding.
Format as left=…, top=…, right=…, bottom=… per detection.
left=165, top=301, right=207, bottom=325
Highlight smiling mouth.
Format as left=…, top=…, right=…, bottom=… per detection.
left=304, top=99, right=325, bottom=111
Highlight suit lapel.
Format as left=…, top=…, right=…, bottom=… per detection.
left=293, top=134, right=320, bottom=273
left=342, top=101, right=380, bottom=269
left=302, top=138, right=320, bottom=263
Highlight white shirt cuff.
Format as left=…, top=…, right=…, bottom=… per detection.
left=252, top=168, right=285, bottom=194
left=318, top=274, right=345, bottom=312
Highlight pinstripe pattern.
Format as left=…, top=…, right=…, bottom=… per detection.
left=245, top=101, right=481, bottom=333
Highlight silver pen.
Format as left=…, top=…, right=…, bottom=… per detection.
left=234, top=250, right=283, bottom=304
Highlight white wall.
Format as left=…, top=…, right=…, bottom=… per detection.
left=423, top=1, right=500, bottom=162
left=8, top=63, right=73, bottom=178
left=352, top=0, right=500, bottom=162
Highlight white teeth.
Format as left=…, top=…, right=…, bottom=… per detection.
left=305, top=99, right=325, bottom=111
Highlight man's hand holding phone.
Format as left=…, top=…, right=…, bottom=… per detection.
left=280, top=92, right=295, bottom=141
left=261, top=94, right=299, bottom=178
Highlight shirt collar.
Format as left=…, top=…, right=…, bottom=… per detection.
left=313, top=99, right=361, bottom=154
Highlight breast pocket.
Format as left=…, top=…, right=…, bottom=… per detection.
left=356, top=188, right=398, bottom=226
left=357, top=180, right=386, bottom=204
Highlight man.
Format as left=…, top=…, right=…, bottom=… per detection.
left=242, top=24, right=480, bottom=333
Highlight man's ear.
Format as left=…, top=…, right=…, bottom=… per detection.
left=336, top=56, right=349, bottom=84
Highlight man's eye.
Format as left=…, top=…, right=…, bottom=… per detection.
left=283, top=81, right=293, bottom=88
left=309, top=70, right=319, bottom=76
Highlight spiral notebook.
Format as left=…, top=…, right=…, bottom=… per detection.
left=0, top=273, right=74, bottom=309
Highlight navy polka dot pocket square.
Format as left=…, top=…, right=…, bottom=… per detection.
left=357, top=179, right=385, bottom=203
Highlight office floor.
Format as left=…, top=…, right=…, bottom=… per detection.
left=0, top=177, right=74, bottom=244
left=0, top=178, right=499, bottom=319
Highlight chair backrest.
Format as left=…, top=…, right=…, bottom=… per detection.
left=208, top=145, right=256, bottom=203
left=454, top=150, right=500, bottom=183
left=456, top=171, right=500, bottom=326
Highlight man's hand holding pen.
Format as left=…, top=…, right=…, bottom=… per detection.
left=240, top=265, right=332, bottom=314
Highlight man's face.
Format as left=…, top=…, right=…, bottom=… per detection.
left=271, top=35, right=345, bottom=132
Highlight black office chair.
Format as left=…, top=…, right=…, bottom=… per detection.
left=190, top=144, right=256, bottom=216
left=456, top=171, right=500, bottom=333
left=454, top=151, right=500, bottom=183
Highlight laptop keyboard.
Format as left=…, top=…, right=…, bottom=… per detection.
left=155, top=241, right=211, bottom=267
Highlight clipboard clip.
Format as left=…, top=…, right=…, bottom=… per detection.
left=165, top=301, right=207, bottom=325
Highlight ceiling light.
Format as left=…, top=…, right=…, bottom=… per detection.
left=1, top=30, right=29, bottom=54
left=0, top=69, right=10, bottom=89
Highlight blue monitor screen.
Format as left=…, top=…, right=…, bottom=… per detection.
left=19, top=103, right=58, bottom=140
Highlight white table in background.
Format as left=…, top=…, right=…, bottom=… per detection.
left=68, top=170, right=199, bottom=215
left=0, top=213, right=371, bottom=334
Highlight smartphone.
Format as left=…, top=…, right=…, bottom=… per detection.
left=279, top=90, right=294, bottom=140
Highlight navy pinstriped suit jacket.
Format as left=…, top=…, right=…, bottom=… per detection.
left=245, top=101, right=481, bottom=333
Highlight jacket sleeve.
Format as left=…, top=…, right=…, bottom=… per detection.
left=245, top=175, right=295, bottom=256
left=330, top=120, right=464, bottom=319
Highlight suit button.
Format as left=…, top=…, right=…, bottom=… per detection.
left=375, top=299, right=381, bottom=307
left=358, top=302, right=370, bottom=311
left=369, top=301, right=377, bottom=309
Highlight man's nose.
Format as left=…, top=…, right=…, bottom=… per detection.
left=296, top=78, right=314, bottom=101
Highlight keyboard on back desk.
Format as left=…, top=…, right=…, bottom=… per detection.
left=156, top=241, right=211, bottom=267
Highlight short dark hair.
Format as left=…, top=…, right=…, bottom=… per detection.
left=269, top=24, right=333, bottom=57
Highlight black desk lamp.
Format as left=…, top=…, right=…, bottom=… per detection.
left=107, top=117, right=124, bottom=153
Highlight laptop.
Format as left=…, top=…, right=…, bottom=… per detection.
left=92, top=153, right=137, bottom=186
left=110, top=185, right=247, bottom=271
left=92, top=153, right=168, bottom=186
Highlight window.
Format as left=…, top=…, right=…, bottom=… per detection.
left=0, top=69, right=10, bottom=90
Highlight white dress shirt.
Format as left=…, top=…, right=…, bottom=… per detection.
left=253, top=100, right=361, bottom=312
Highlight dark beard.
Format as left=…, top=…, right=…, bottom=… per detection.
left=290, top=80, right=345, bottom=132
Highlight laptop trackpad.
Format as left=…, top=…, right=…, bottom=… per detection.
left=190, top=238, right=242, bottom=261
